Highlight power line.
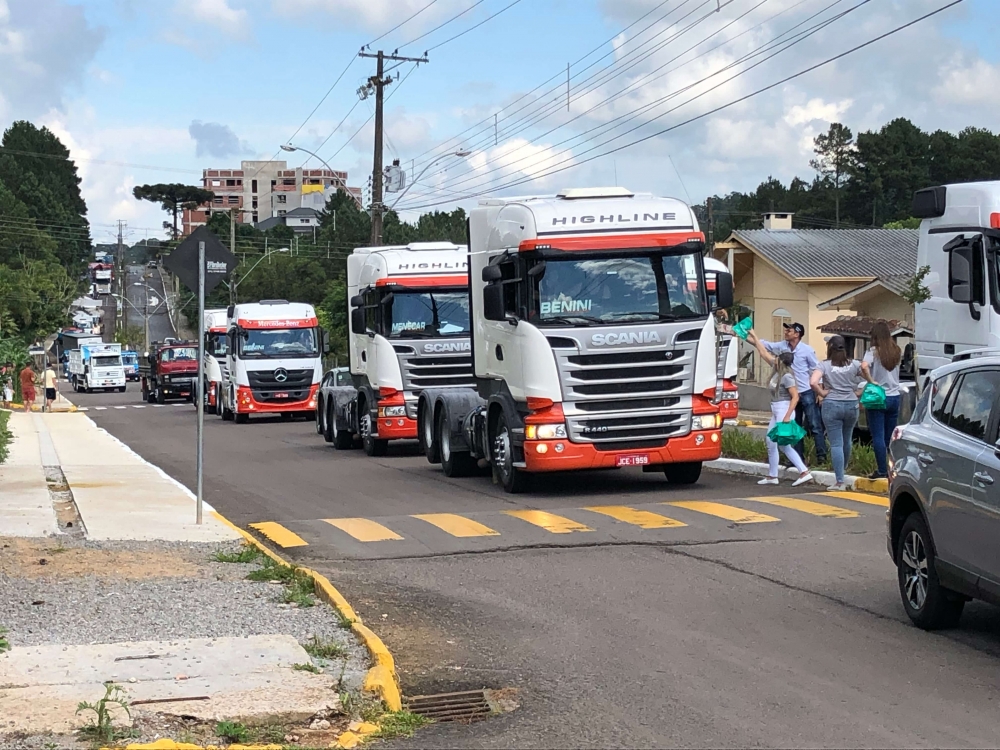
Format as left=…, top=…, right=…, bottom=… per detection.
left=367, top=0, right=440, bottom=45
left=397, top=0, right=488, bottom=50
left=425, top=0, right=524, bottom=52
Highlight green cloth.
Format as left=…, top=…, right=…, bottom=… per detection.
left=767, top=420, right=807, bottom=446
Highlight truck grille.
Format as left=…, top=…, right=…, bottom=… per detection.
left=248, top=368, right=313, bottom=402
left=397, top=347, right=474, bottom=392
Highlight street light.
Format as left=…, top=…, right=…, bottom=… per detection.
left=132, top=282, right=164, bottom=354
left=388, top=150, right=471, bottom=211
left=280, top=144, right=364, bottom=210
left=231, top=247, right=290, bottom=304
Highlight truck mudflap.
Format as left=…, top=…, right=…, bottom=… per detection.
left=521, top=429, right=723, bottom=472
left=417, top=387, right=484, bottom=460
left=326, top=385, right=359, bottom=431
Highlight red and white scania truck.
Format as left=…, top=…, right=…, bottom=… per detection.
left=415, top=187, right=734, bottom=492
left=321, top=241, right=473, bottom=454
left=217, top=300, right=327, bottom=423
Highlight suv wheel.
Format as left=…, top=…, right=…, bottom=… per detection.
left=897, top=512, right=965, bottom=630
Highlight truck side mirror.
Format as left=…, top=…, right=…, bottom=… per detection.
left=351, top=307, right=366, bottom=335
left=483, top=284, right=505, bottom=322
left=715, top=272, right=734, bottom=310
left=482, top=265, right=502, bottom=283
left=322, top=329, right=330, bottom=354
left=948, top=246, right=972, bottom=304
left=350, top=295, right=364, bottom=307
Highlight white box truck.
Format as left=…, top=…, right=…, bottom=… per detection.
left=69, top=340, right=126, bottom=393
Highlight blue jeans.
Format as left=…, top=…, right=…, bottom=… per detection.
left=795, top=389, right=826, bottom=462
left=867, top=394, right=901, bottom=477
left=821, top=399, right=859, bottom=483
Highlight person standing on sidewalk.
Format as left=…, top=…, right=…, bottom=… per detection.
left=43, top=362, right=58, bottom=410
left=864, top=321, right=902, bottom=480
left=750, top=334, right=814, bottom=487
left=19, top=363, right=36, bottom=413
left=810, top=335, right=874, bottom=490
left=747, top=322, right=826, bottom=465
left=2, top=364, right=13, bottom=408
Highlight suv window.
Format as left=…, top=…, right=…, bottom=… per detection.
left=931, top=372, right=957, bottom=424
left=946, top=369, right=1000, bottom=442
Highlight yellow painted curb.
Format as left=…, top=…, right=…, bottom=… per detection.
left=211, top=511, right=402, bottom=711
left=853, top=477, right=888, bottom=495
left=333, top=731, right=361, bottom=749
left=118, top=741, right=282, bottom=750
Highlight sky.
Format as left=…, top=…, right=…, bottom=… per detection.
left=0, top=0, right=997, bottom=246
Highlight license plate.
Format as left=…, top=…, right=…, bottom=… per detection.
left=616, top=454, right=649, bottom=467
left=274, top=392, right=289, bottom=398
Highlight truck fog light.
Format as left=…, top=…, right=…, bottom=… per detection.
left=695, top=434, right=705, bottom=445
left=554, top=443, right=564, bottom=453
left=384, top=420, right=392, bottom=428
left=536, top=443, right=549, bottom=454
left=397, top=419, right=405, bottom=426
left=711, top=432, right=719, bottom=443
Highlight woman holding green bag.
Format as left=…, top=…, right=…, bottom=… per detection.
left=863, top=321, right=902, bottom=480
left=750, top=333, right=814, bottom=487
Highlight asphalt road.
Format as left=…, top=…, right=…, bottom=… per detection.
left=123, top=264, right=174, bottom=346
left=68, top=385, right=1000, bottom=747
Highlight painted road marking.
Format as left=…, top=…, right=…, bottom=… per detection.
left=412, top=513, right=500, bottom=537
left=504, top=509, right=593, bottom=534
left=173, top=403, right=186, bottom=407
left=153, top=404, right=165, bottom=408
left=77, top=407, right=88, bottom=411
left=584, top=505, right=687, bottom=529
left=666, top=501, right=779, bottom=524
left=132, top=405, right=146, bottom=409
left=821, top=490, right=889, bottom=508
left=95, top=406, right=107, bottom=410
left=747, top=495, right=859, bottom=519
left=249, top=521, right=308, bottom=548
left=324, top=517, right=404, bottom=542
left=114, top=406, right=127, bottom=410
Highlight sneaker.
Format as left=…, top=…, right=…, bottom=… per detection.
left=757, top=476, right=779, bottom=485
left=828, top=482, right=847, bottom=491
left=791, top=472, right=814, bottom=487
left=868, top=471, right=887, bottom=480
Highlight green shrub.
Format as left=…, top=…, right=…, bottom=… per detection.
left=722, top=427, right=877, bottom=476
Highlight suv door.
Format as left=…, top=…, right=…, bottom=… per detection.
left=966, top=377, right=1000, bottom=598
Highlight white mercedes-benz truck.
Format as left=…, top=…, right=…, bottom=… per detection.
left=912, top=181, right=1000, bottom=377
left=416, top=187, right=733, bottom=492
left=203, top=308, right=229, bottom=415
left=323, top=241, right=473, bottom=455
left=218, top=300, right=327, bottom=423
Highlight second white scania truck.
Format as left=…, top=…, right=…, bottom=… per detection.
left=416, top=187, right=733, bottom=492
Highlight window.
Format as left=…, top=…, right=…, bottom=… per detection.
left=364, top=289, right=378, bottom=332
left=384, top=289, right=470, bottom=338
left=931, top=372, right=957, bottom=424
left=772, top=308, right=792, bottom=343
left=226, top=179, right=236, bottom=187
left=946, top=369, right=1000, bottom=441
left=300, top=218, right=310, bottom=224
left=238, top=328, right=318, bottom=358
left=252, top=199, right=258, bottom=209
left=251, top=179, right=258, bottom=193
left=227, top=196, right=239, bottom=205
left=213, top=196, right=223, bottom=204
left=277, top=195, right=287, bottom=204
left=278, top=209, right=286, bottom=216
left=211, top=180, right=221, bottom=187
left=283, top=179, right=295, bottom=186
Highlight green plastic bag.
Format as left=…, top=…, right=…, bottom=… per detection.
left=767, top=420, right=807, bottom=447
left=731, top=315, right=753, bottom=341
left=860, top=382, right=887, bottom=410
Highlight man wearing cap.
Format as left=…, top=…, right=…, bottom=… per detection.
left=748, top=322, right=826, bottom=464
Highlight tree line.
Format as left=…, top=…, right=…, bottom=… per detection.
left=694, top=117, right=1000, bottom=241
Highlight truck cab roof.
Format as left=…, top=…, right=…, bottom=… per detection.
left=348, top=242, right=469, bottom=290
left=230, top=301, right=317, bottom=329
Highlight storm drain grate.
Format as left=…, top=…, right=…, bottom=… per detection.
left=406, top=690, right=492, bottom=723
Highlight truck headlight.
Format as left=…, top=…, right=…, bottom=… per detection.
left=525, top=423, right=567, bottom=440
left=721, top=391, right=739, bottom=400
left=693, top=414, right=720, bottom=430
left=378, top=405, right=406, bottom=417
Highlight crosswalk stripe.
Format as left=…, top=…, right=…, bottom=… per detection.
left=154, top=404, right=165, bottom=408
left=584, top=505, right=687, bottom=529
left=665, top=501, right=779, bottom=524
left=504, top=509, right=593, bottom=534
left=95, top=406, right=107, bottom=410
left=324, top=517, right=404, bottom=542
left=821, top=490, right=889, bottom=508
left=746, top=495, right=859, bottom=519
left=173, top=403, right=186, bottom=407
left=114, top=406, right=127, bottom=410
left=77, top=407, right=88, bottom=411
left=249, top=521, right=308, bottom=548
left=132, top=405, right=146, bottom=409
left=412, top=513, right=500, bottom=538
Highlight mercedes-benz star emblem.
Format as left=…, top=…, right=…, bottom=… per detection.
left=274, top=368, right=288, bottom=383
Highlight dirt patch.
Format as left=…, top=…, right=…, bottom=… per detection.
left=0, top=539, right=207, bottom=579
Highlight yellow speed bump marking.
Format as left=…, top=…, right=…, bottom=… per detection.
left=584, top=505, right=687, bottom=529
left=324, top=517, right=404, bottom=542
left=412, top=513, right=500, bottom=537
left=249, top=521, right=309, bottom=548
left=665, top=501, right=779, bottom=524
left=821, top=490, right=889, bottom=508
left=504, top=509, right=593, bottom=534
left=747, top=495, right=859, bottom=519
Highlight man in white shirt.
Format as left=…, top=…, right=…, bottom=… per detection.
left=748, top=322, right=826, bottom=464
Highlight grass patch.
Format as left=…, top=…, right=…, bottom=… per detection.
left=721, top=427, right=767, bottom=462
left=341, top=692, right=385, bottom=724
left=292, top=662, right=320, bottom=673
left=245, top=556, right=296, bottom=583
left=721, top=427, right=878, bottom=477
left=335, top=609, right=355, bottom=629
left=0, top=411, right=10, bottom=465
left=212, top=544, right=262, bottom=564
left=375, top=710, right=431, bottom=739
left=303, top=635, right=346, bottom=660
left=0, top=626, right=9, bottom=652
left=215, top=720, right=251, bottom=744
left=76, top=682, right=134, bottom=746
left=282, top=569, right=317, bottom=607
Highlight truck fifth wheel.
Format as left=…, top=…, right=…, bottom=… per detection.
left=417, top=187, right=734, bottom=492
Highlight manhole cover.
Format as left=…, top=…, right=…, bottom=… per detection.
left=406, top=690, right=492, bottom=723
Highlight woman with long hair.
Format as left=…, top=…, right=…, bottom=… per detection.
left=865, top=321, right=902, bottom=479
left=750, top=331, right=813, bottom=486
left=810, top=335, right=873, bottom=490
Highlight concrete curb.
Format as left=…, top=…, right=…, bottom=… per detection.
left=706, top=457, right=888, bottom=494
left=211, top=512, right=403, bottom=713
left=118, top=741, right=282, bottom=750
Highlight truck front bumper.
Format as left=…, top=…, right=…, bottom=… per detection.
left=376, top=416, right=417, bottom=440
left=522, top=429, right=723, bottom=472
left=236, top=384, right=318, bottom=413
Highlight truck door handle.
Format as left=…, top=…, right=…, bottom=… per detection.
left=974, top=471, right=994, bottom=486
left=916, top=452, right=934, bottom=466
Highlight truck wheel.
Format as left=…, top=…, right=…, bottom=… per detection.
left=118, top=386, right=127, bottom=393
left=323, top=402, right=335, bottom=443
left=419, top=402, right=441, bottom=464
left=491, top=412, right=529, bottom=493
left=155, top=387, right=166, bottom=404
left=316, top=398, right=325, bottom=434
left=331, top=408, right=354, bottom=450
left=664, top=462, right=702, bottom=485
left=360, top=404, right=388, bottom=457
left=438, top=409, right=475, bottom=477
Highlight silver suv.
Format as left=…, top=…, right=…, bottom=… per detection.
left=888, top=356, right=1000, bottom=629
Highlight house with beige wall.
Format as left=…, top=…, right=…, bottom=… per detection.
left=713, top=213, right=917, bottom=385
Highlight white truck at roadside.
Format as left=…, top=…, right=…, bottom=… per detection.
left=68, top=340, right=126, bottom=393
left=203, top=308, right=229, bottom=414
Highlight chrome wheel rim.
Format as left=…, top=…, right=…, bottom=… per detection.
left=902, top=530, right=929, bottom=610
left=423, top=412, right=434, bottom=448
left=361, top=412, right=371, bottom=441
left=493, top=426, right=511, bottom=476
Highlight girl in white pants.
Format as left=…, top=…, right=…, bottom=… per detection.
left=750, top=334, right=814, bottom=486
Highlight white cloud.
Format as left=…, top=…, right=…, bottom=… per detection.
left=272, top=0, right=474, bottom=35
left=188, top=120, right=253, bottom=158
left=175, top=0, right=249, bottom=39
left=784, top=98, right=853, bottom=127
left=932, top=57, right=1000, bottom=107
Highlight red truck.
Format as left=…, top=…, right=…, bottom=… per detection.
left=139, top=340, right=199, bottom=403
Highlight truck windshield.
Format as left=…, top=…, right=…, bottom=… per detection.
left=160, top=347, right=198, bottom=362
left=528, top=250, right=707, bottom=325
left=239, top=328, right=318, bottom=358
left=207, top=332, right=228, bottom=357
left=385, top=289, right=470, bottom=338
left=93, top=356, right=122, bottom=368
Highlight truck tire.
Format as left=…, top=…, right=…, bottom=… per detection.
left=331, top=410, right=354, bottom=450
left=322, top=401, right=334, bottom=443
left=360, top=400, right=387, bottom=457
left=664, top=462, right=702, bottom=485
left=316, top=398, right=325, bottom=435
left=155, top=386, right=166, bottom=404
left=491, top=411, right=529, bottom=493
left=118, top=386, right=126, bottom=393
left=438, top=409, right=475, bottom=477
left=419, top=401, right=441, bottom=464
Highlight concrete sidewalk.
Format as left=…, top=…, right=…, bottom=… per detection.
left=0, top=413, right=58, bottom=537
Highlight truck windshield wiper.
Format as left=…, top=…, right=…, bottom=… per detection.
left=604, top=311, right=678, bottom=321
left=542, top=315, right=605, bottom=326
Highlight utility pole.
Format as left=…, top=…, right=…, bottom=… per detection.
left=706, top=197, right=714, bottom=252
left=117, top=220, right=127, bottom=332
left=359, top=49, right=428, bottom=245
left=229, top=207, right=237, bottom=305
